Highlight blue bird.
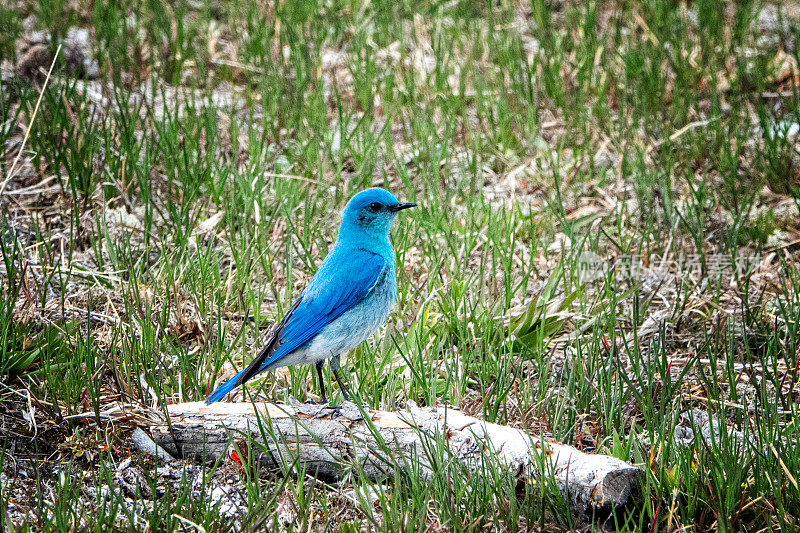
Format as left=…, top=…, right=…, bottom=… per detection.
left=206, top=188, right=416, bottom=405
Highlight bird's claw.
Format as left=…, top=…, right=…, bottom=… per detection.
left=304, top=399, right=328, bottom=406
left=310, top=404, right=341, bottom=418
left=324, top=404, right=343, bottom=417
left=310, top=401, right=365, bottom=420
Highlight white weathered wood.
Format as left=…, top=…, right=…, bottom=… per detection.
left=149, top=401, right=641, bottom=515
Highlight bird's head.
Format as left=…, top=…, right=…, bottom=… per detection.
left=338, top=188, right=415, bottom=244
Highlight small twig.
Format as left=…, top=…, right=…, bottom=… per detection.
left=771, top=444, right=799, bottom=491
left=1, top=174, right=59, bottom=195
left=210, top=57, right=265, bottom=74
left=647, top=117, right=721, bottom=154
left=0, top=44, right=62, bottom=196
left=172, top=514, right=206, bottom=533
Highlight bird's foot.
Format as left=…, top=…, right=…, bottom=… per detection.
left=304, top=398, right=328, bottom=405
left=310, top=400, right=363, bottom=421
left=310, top=403, right=342, bottom=418
left=323, top=404, right=343, bottom=418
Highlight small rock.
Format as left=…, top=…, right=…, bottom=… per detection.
left=16, top=43, right=52, bottom=80
left=22, top=15, right=37, bottom=34
left=15, top=20, right=99, bottom=81
left=209, top=486, right=241, bottom=517
left=756, top=4, right=795, bottom=49
left=114, top=463, right=152, bottom=499
left=63, top=27, right=99, bottom=79
left=1, top=60, right=14, bottom=84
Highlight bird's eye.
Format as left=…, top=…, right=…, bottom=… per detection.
left=369, top=202, right=382, bottom=212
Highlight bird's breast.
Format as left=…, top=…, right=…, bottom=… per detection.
left=299, top=264, right=397, bottom=363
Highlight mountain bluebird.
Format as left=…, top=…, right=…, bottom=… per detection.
left=205, top=188, right=415, bottom=405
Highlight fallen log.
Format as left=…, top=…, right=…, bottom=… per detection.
left=147, top=400, right=642, bottom=517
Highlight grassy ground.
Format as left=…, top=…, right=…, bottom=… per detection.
left=1, top=0, right=800, bottom=530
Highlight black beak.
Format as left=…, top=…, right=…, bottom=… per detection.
left=389, top=202, right=417, bottom=213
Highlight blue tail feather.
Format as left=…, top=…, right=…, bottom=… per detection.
left=205, top=370, right=245, bottom=405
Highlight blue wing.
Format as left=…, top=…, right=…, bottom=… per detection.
left=205, top=249, right=387, bottom=404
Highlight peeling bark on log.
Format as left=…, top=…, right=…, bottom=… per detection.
left=148, top=400, right=642, bottom=516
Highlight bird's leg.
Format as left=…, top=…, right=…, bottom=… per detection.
left=329, top=354, right=351, bottom=402
left=307, top=361, right=327, bottom=405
